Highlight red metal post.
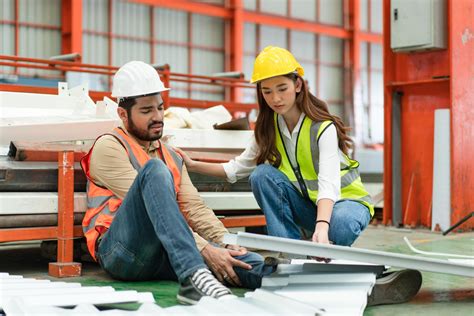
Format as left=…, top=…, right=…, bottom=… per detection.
left=449, top=0, right=474, bottom=230
left=61, top=0, right=83, bottom=59
left=49, top=151, right=82, bottom=277
left=230, top=0, right=243, bottom=103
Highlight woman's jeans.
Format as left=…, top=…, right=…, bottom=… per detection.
left=96, top=159, right=272, bottom=289
left=249, top=164, right=371, bottom=246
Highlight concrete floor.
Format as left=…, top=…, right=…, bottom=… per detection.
left=0, top=225, right=473, bottom=315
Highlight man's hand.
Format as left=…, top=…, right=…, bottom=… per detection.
left=201, top=244, right=252, bottom=287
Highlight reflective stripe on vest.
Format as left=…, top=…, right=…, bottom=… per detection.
left=81, top=127, right=183, bottom=260
left=274, top=114, right=374, bottom=216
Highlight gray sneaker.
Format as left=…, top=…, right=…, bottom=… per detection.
left=177, top=268, right=234, bottom=305
left=367, top=269, right=422, bottom=306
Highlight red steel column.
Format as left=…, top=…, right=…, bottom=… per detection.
left=61, top=0, right=82, bottom=59
left=49, top=151, right=82, bottom=277
left=450, top=0, right=474, bottom=229
left=230, top=0, right=243, bottom=103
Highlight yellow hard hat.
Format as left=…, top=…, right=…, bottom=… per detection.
left=250, top=46, right=304, bottom=84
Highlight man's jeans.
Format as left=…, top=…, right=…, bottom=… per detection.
left=97, top=159, right=272, bottom=289
left=249, top=164, right=371, bottom=246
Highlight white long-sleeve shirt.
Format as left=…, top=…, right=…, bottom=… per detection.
left=222, top=113, right=341, bottom=203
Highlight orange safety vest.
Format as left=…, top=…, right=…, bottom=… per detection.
left=81, top=127, right=183, bottom=260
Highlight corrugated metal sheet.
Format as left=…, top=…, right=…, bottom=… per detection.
left=19, top=28, right=61, bottom=77
left=370, top=0, right=383, bottom=33
left=0, top=0, right=14, bottom=74
left=243, top=23, right=256, bottom=53
left=19, top=0, right=61, bottom=25
left=0, top=0, right=14, bottom=19
left=360, top=0, right=369, bottom=31
left=291, top=0, right=316, bottom=21
left=320, top=36, right=343, bottom=64
left=113, top=0, right=150, bottom=37
left=191, top=0, right=224, bottom=5
left=291, top=31, right=315, bottom=60
left=155, top=43, right=188, bottom=98
left=83, top=0, right=108, bottom=32
left=260, top=25, right=287, bottom=49
left=319, top=0, right=343, bottom=26
left=191, top=49, right=224, bottom=100
left=192, top=14, right=224, bottom=47
left=243, top=0, right=257, bottom=11
left=319, top=66, right=343, bottom=102
left=260, top=0, right=287, bottom=16
left=113, top=38, right=150, bottom=66
left=154, top=8, right=188, bottom=43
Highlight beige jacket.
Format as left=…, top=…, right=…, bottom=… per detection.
left=89, top=130, right=228, bottom=251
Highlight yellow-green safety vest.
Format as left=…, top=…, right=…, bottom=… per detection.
left=274, top=114, right=374, bottom=216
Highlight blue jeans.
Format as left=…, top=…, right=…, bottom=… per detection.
left=97, top=159, right=272, bottom=289
left=249, top=164, right=371, bottom=246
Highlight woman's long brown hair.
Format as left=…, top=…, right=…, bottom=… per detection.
left=254, top=73, right=353, bottom=166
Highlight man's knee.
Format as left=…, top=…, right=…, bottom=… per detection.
left=140, top=159, right=172, bottom=182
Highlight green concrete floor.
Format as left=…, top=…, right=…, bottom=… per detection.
left=0, top=226, right=473, bottom=315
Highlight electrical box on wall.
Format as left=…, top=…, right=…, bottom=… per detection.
left=391, top=0, right=447, bottom=52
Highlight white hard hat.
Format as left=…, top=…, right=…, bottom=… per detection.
left=111, top=61, right=170, bottom=99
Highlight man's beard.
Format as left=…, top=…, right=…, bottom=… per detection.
left=128, top=116, right=163, bottom=142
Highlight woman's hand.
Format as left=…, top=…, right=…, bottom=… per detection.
left=311, top=222, right=331, bottom=263
left=173, top=147, right=195, bottom=169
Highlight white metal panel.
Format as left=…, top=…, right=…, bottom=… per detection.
left=112, top=38, right=151, bottom=66
left=163, top=128, right=253, bottom=150
left=300, top=62, right=316, bottom=95
left=260, top=0, right=287, bottom=16
left=244, top=0, right=257, bottom=11
left=191, top=49, right=224, bottom=100
left=0, top=0, right=14, bottom=19
left=192, top=14, right=224, bottom=47
left=432, top=109, right=451, bottom=231
left=260, top=25, right=287, bottom=49
left=328, top=104, right=344, bottom=119
left=83, top=0, right=108, bottom=32
left=0, top=25, right=14, bottom=74
left=154, top=8, right=188, bottom=43
left=112, top=0, right=150, bottom=37
left=290, top=31, right=315, bottom=60
left=19, top=0, right=61, bottom=25
left=82, top=34, right=109, bottom=91
left=370, top=43, right=383, bottom=69
left=320, top=36, right=343, bottom=63
left=360, top=0, right=369, bottom=31
left=291, top=0, right=316, bottom=21
left=243, top=23, right=256, bottom=53
left=319, top=66, right=343, bottom=101
left=18, top=27, right=61, bottom=76
left=370, top=0, right=383, bottom=33
left=319, top=0, right=343, bottom=26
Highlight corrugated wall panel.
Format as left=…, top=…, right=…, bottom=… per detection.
left=0, top=0, right=14, bottom=74
left=319, top=66, right=343, bottom=102
left=113, top=38, right=150, bottom=66
left=192, top=14, right=224, bottom=47
left=112, top=0, right=150, bottom=66
left=319, top=0, right=343, bottom=26
left=370, top=43, right=383, bottom=142
left=291, top=0, right=316, bottom=21
left=290, top=31, right=316, bottom=92
left=260, top=25, right=287, bottom=49
left=155, top=44, right=188, bottom=98
left=243, top=55, right=256, bottom=103
left=260, top=0, right=287, bottom=16
left=243, top=23, right=256, bottom=53
left=113, top=0, right=150, bottom=37
left=83, top=0, right=108, bottom=32
left=191, top=49, right=224, bottom=100
left=154, top=8, right=188, bottom=43
left=192, top=0, right=224, bottom=5
left=320, top=36, right=343, bottom=64
left=19, top=0, right=61, bottom=25
left=370, top=0, right=383, bottom=33
left=18, top=28, right=61, bottom=77
left=360, top=0, right=369, bottom=31
left=359, top=42, right=369, bottom=141
left=243, top=0, right=256, bottom=11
